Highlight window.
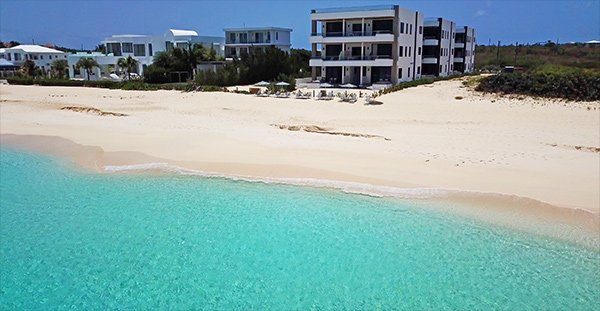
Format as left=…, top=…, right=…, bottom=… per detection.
left=405, top=46, right=408, bottom=57
left=148, top=43, right=153, bottom=56
left=134, top=44, right=145, bottom=56
left=229, top=33, right=236, bottom=43
left=439, top=65, right=442, bottom=72
left=276, top=32, right=278, bottom=40
left=7, top=53, right=11, bottom=61
left=399, top=46, right=403, bottom=57
left=419, top=26, right=422, bottom=34
left=417, top=66, right=421, bottom=74
left=122, top=42, right=133, bottom=53
left=400, top=22, right=404, bottom=34
left=107, top=42, right=122, bottom=56
left=450, top=64, right=453, bottom=71
left=409, top=46, right=411, bottom=57
left=418, top=47, right=421, bottom=55
left=399, top=68, right=402, bottom=78
left=40, top=55, right=44, bottom=59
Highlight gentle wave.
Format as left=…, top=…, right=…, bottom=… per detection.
left=103, top=162, right=452, bottom=199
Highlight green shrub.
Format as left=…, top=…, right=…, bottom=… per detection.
left=6, top=77, right=34, bottom=85
left=476, top=71, right=600, bottom=101
left=381, top=75, right=465, bottom=95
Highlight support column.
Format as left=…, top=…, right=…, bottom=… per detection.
left=342, top=66, right=345, bottom=84
left=342, top=19, right=345, bottom=36
left=391, top=5, right=400, bottom=84
left=359, top=66, right=363, bottom=86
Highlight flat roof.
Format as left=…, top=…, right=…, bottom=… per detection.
left=223, top=27, right=292, bottom=32
left=311, top=5, right=395, bottom=14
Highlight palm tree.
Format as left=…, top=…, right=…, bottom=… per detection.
left=52, top=59, right=68, bottom=79
left=76, top=58, right=99, bottom=81
left=20, top=60, right=36, bottom=77
left=117, top=56, right=138, bottom=80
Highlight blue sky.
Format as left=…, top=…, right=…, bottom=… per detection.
left=1, top=0, right=598, bottom=49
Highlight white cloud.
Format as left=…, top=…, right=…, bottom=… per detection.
left=475, top=9, right=487, bottom=17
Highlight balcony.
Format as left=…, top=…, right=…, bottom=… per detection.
left=453, top=57, right=464, bottom=63
left=310, top=30, right=394, bottom=44
left=309, top=55, right=393, bottom=67
left=423, top=36, right=439, bottom=46
left=454, top=42, right=465, bottom=48
left=226, top=39, right=272, bottom=45
left=422, top=56, right=438, bottom=64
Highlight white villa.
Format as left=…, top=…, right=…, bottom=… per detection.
left=224, top=27, right=292, bottom=59
left=309, top=5, right=424, bottom=86
left=0, top=45, right=67, bottom=75
left=454, top=26, right=476, bottom=73
left=67, top=29, right=225, bottom=80
left=310, top=5, right=476, bottom=86
left=422, top=17, right=456, bottom=77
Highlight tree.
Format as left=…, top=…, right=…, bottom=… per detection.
left=20, top=60, right=36, bottom=77
left=76, top=58, right=99, bottom=81
left=117, top=56, right=138, bottom=80
left=94, top=44, right=106, bottom=54
left=52, top=59, right=69, bottom=79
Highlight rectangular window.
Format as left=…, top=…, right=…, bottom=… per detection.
left=419, top=26, right=422, bottom=34
left=122, top=42, right=133, bottom=53
left=408, top=67, right=411, bottom=77
left=399, top=46, right=403, bottom=57
left=418, top=47, right=421, bottom=55
left=40, top=55, right=44, bottom=59
left=400, top=22, right=404, bottom=34
left=439, top=65, right=442, bottom=72
left=399, top=68, right=402, bottom=78
left=229, top=33, right=236, bottom=43
left=276, top=32, right=278, bottom=40
left=148, top=43, right=153, bottom=56
left=417, top=66, right=420, bottom=74
left=409, top=46, right=411, bottom=57
left=405, top=46, right=408, bottom=57
left=410, top=24, right=413, bottom=34
left=7, top=53, right=11, bottom=61
left=134, top=44, right=145, bottom=56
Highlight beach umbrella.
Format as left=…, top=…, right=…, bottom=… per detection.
left=275, top=81, right=290, bottom=86
left=341, top=83, right=357, bottom=88
left=255, top=81, right=270, bottom=86
left=319, top=82, right=333, bottom=88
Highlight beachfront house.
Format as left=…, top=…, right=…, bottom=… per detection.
left=224, top=27, right=292, bottom=59
left=309, top=5, right=424, bottom=87
left=0, top=45, right=66, bottom=76
left=453, top=26, right=476, bottom=73
left=67, top=29, right=225, bottom=80
left=422, top=17, right=456, bottom=77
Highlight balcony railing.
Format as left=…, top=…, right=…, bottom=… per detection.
left=423, top=36, right=439, bottom=40
left=226, top=39, right=272, bottom=44
left=311, top=30, right=393, bottom=37
left=422, top=55, right=437, bottom=59
left=311, top=55, right=392, bottom=61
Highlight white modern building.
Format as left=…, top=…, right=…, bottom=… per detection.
left=422, top=17, right=456, bottom=77
left=68, top=29, right=225, bottom=80
left=224, top=27, right=292, bottom=58
left=309, top=5, right=424, bottom=86
left=0, top=45, right=66, bottom=75
left=454, top=26, right=476, bottom=73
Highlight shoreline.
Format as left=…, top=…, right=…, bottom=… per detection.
left=2, top=133, right=598, bottom=249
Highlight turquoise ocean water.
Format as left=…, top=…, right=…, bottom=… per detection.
left=0, top=148, right=599, bottom=310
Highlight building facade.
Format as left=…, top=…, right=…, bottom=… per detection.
left=224, top=27, right=292, bottom=58
left=422, top=18, right=456, bottom=77
left=0, top=45, right=67, bottom=75
left=309, top=5, right=424, bottom=86
left=68, top=29, right=225, bottom=80
left=454, top=26, right=476, bottom=73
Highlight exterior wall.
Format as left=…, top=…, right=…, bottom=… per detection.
left=422, top=18, right=455, bottom=77
left=309, top=5, right=423, bottom=86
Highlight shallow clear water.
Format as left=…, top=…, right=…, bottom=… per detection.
left=0, top=148, right=598, bottom=310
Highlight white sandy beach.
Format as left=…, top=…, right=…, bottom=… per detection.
left=1, top=78, right=599, bottom=239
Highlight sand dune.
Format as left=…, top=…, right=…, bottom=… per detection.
left=1, top=78, right=599, bottom=217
